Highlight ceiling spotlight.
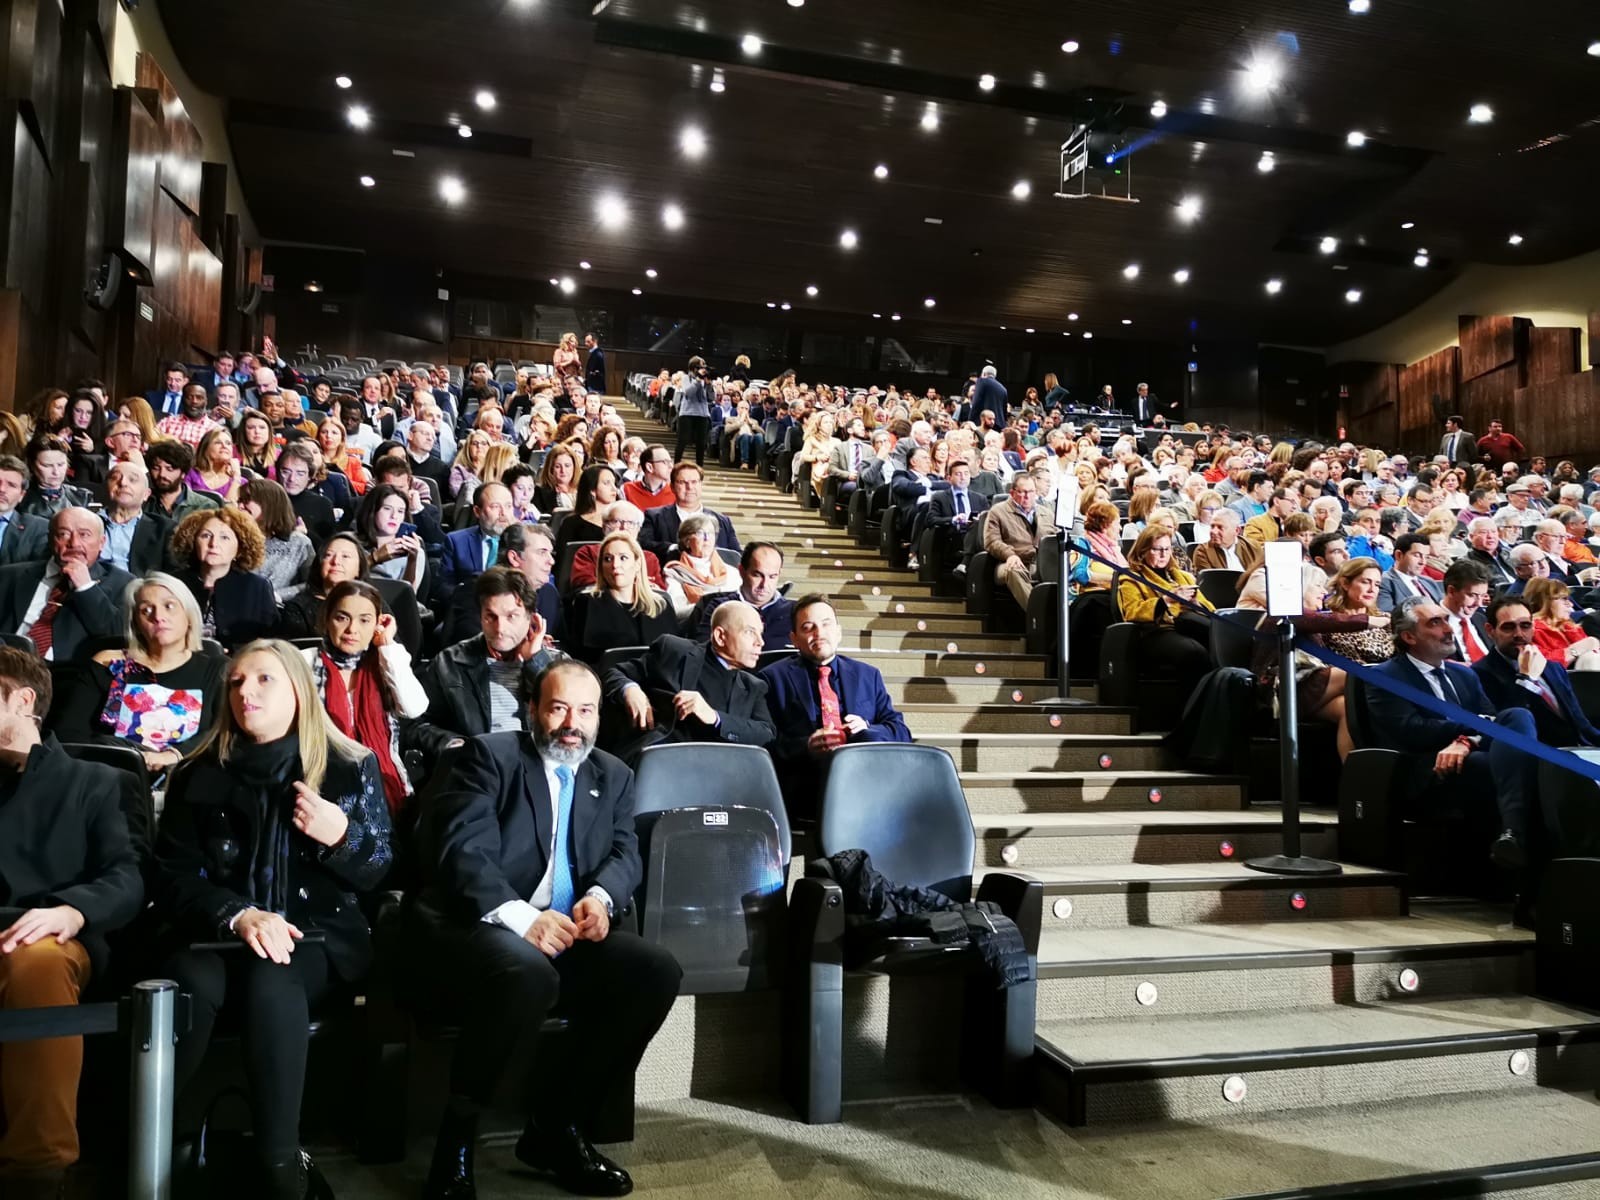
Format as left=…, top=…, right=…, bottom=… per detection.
left=709, top=70, right=726, bottom=94
left=890, top=313, right=902, bottom=321
left=788, top=0, right=804, bottom=6
left=766, top=302, right=777, bottom=308
left=1508, top=232, right=1524, bottom=245
left=1469, top=102, right=1494, bottom=124
left=1082, top=332, right=1093, bottom=339
left=1349, top=0, right=1370, bottom=11
left=1176, top=194, right=1202, bottom=223
left=872, top=313, right=882, bottom=319
left=1257, top=151, right=1276, bottom=173
left=661, top=203, right=686, bottom=231
left=1011, top=179, right=1032, bottom=200
left=924, top=297, right=937, bottom=308
left=1024, top=327, right=1035, bottom=334
left=475, top=89, right=496, bottom=110
left=1061, top=40, right=1080, bottom=54
left=1346, top=130, right=1367, bottom=147
left=359, top=175, right=375, bottom=188
left=579, top=260, right=592, bottom=270
left=680, top=125, right=707, bottom=159
left=597, top=193, right=628, bottom=229
left=1319, top=236, right=1339, bottom=254
left=549, top=278, right=559, bottom=286
left=303, top=280, right=323, bottom=294
left=873, top=163, right=890, bottom=180
left=839, top=229, right=859, bottom=250
left=1589, top=41, right=1600, bottom=57
left=1242, top=55, right=1284, bottom=96
left=457, top=124, right=473, bottom=138
left=1413, top=253, right=1430, bottom=267
left=1173, top=268, right=1191, bottom=284
left=645, top=268, right=658, bottom=278
left=780, top=302, right=792, bottom=310
left=978, top=73, right=996, bottom=92
left=1265, top=278, right=1284, bottom=294
left=1067, top=312, right=1079, bottom=321
left=805, top=285, right=819, bottom=297
left=346, top=104, right=371, bottom=130
left=920, top=104, right=940, bottom=132
left=1150, top=99, right=1168, bottom=119
left=740, top=33, right=763, bottom=56
left=335, top=75, right=353, bottom=89
left=559, top=276, right=576, bottom=294
left=631, top=287, right=643, bottom=295
left=1122, top=263, right=1140, bottom=279
left=1345, top=288, right=1363, bottom=303
left=1400, top=220, right=1416, bottom=229
left=1121, top=319, right=1132, bottom=326
left=438, top=175, right=465, bottom=204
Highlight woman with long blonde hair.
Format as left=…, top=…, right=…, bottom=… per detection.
left=565, top=531, right=677, bottom=664
left=553, top=332, right=581, bottom=381
left=120, top=396, right=161, bottom=448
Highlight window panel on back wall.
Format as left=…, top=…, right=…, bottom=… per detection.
left=879, top=338, right=953, bottom=376
left=711, top=322, right=789, bottom=368
left=799, top=332, right=876, bottom=372
left=623, top=314, right=704, bottom=357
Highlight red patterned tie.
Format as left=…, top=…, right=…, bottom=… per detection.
left=817, top=664, right=845, bottom=738
left=29, top=585, right=64, bottom=656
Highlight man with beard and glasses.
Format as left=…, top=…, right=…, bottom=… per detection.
left=412, top=659, right=682, bottom=1200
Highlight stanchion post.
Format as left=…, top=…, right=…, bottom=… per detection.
left=128, top=979, right=178, bottom=1200
left=1036, top=527, right=1091, bottom=707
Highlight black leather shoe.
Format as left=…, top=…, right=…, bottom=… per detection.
left=514, top=1121, right=632, bottom=1197
left=261, top=1149, right=331, bottom=1200
left=1491, top=830, right=1527, bottom=870
left=422, top=1111, right=478, bottom=1200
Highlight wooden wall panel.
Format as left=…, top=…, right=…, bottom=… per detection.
left=1459, top=314, right=1522, bottom=382
left=1398, top=346, right=1459, bottom=454
left=1528, top=327, right=1581, bottom=386
left=1331, top=360, right=1400, bottom=449
left=1460, top=362, right=1522, bottom=439
left=2, top=0, right=65, bottom=161
left=135, top=53, right=201, bottom=217
left=109, top=88, right=160, bottom=276
left=1590, top=313, right=1600, bottom=369
left=1507, top=373, right=1600, bottom=467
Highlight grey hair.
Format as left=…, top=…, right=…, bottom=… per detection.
left=124, top=572, right=206, bottom=656
left=1466, top=516, right=1498, bottom=537
left=1390, top=597, right=1427, bottom=642
left=1509, top=543, right=1542, bottom=566
left=678, top=512, right=720, bottom=546
left=981, top=365, right=998, bottom=378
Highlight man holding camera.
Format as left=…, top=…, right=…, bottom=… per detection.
left=674, top=356, right=714, bottom=467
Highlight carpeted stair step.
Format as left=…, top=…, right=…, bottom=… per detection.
left=847, top=650, right=1046, bottom=678
left=890, top=678, right=1094, bottom=706
left=833, top=613, right=987, bottom=633
left=834, top=630, right=1024, bottom=654
left=959, top=769, right=1247, bottom=813
left=922, top=732, right=1174, bottom=773
left=897, top=702, right=1137, bottom=734
left=972, top=809, right=1337, bottom=867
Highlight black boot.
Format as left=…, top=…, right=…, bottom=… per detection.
left=261, top=1148, right=330, bottom=1200
left=422, top=1102, right=478, bottom=1200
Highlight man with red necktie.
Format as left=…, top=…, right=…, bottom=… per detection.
left=1440, top=559, right=1492, bottom=664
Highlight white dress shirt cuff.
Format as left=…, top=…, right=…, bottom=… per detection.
left=586, top=886, right=614, bottom=916
left=483, top=899, right=539, bottom=939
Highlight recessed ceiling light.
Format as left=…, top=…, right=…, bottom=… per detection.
left=1345, top=288, right=1363, bottom=303
left=1176, top=195, right=1202, bottom=223
left=872, top=313, right=882, bottom=319
left=631, top=287, right=643, bottom=295
left=1082, top=332, right=1093, bottom=339
left=890, top=313, right=902, bottom=321
left=1507, top=232, right=1524, bottom=245
left=1121, top=319, right=1133, bottom=325
left=579, top=260, right=592, bottom=270
left=1257, top=151, right=1276, bottom=173
left=1319, top=236, right=1339, bottom=254
left=1349, top=0, right=1370, bottom=12
left=1469, top=102, right=1494, bottom=124
left=475, top=89, right=496, bottom=110
left=766, top=302, right=777, bottom=308
left=661, top=202, right=686, bottom=231
left=559, top=276, right=576, bottom=294
left=359, top=175, right=375, bottom=188
left=1400, top=221, right=1416, bottom=229
left=1413, top=253, right=1430, bottom=267
left=1265, top=278, right=1283, bottom=294
left=920, top=105, right=940, bottom=132
left=597, top=193, right=628, bottom=229
left=740, top=33, right=762, bottom=56
left=839, top=229, right=859, bottom=250
left=1346, top=130, right=1367, bottom=147
left=978, top=73, right=996, bottom=92
left=1589, top=41, right=1600, bottom=57
left=438, top=175, right=464, bottom=204
left=347, top=104, right=371, bottom=130
left=709, top=70, right=726, bottom=94
left=335, top=75, right=353, bottom=89
left=873, top=163, right=890, bottom=180
left=549, top=278, right=559, bottom=286
left=303, top=280, right=322, bottom=293
left=645, top=268, right=658, bottom=278
left=680, top=125, right=707, bottom=159
left=391, top=148, right=414, bottom=157
left=1061, top=40, right=1080, bottom=54
left=1242, top=55, right=1284, bottom=96
left=1062, top=331, right=1072, bottom=337
left=780, top=301, right=792, bottom=310
left=1199, top=97, right=1217, bottom=115
left=787, top=0, right=804, bottom=7
left=1067, top=312, right=1079, bottom=321
left=924, top=297, right=936, bottom=308
left=1173, top=268, right=1191, bottom=284
left=1122, top=263, right=1140, bottom=279
left=457, top=124, right=473, bottom=138
left=1150, top=100, right=1169, bottom=120
left=1011, top=179, right=1032, bottom=200
left=805, top=285, right=819, bottom=297
left=1025, top=327, right=1035, bottom=334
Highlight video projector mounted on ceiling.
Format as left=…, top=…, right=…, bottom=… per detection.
left=1057, top=118, right=1140, bottom=204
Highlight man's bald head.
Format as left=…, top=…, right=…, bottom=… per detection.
left=710, top=599, right=764, bottom=670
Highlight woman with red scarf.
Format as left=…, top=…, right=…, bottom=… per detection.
left=301, top=579, right=429, bottom=815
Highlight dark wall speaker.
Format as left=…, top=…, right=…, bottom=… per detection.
left=239, top=282, right=262, bottom=316
left=84, top=249, right=123, bottom=311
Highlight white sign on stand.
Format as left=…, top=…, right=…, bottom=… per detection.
left=1263, top=541, right=1303, bottom=618
left=1053, top=474, right=1081, bottom=532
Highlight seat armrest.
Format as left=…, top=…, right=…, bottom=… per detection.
left=975, top=872, right=1043, bottom=955
left=789, top=876, right=846, bottom=965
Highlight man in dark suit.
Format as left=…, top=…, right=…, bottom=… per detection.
left=602, top=603, right=774, bottom=763
left=443, top=521, right=561, bottom=647
left=145, top=361, right=189, bottom=419
left=1440, top=415, right=1476, bottom=470
left=1134, top=382, right=1173, bottom=425
left=925, top=458, right=990, bottom=576
left=689, top=541, right=793, bottom=650
left=1378, top=534, right=1444, bottom=612
left=640, top=462, right=739, bottom=559
left=413, top=568, right=556, bottom=766
left=889, top=446, right=951, bottom=557
left=1463, top=517, right=1517, bottom=588
left=435, top=482, right=516, bottom=604
left=970, top=365, right=1008, bottom=429
left=0, top=455, right=50, bottom=567
left=0, top=509, right=133, bottom=662
left=98, top=462, right=170, bottom=576
left=761, top=594, right=912, bottom=819
left=1474, top=595, right=1600, bottom=748
left=412, top=660, right=681, bottom=1200
left=0, top=648, right=143, bottom=1193
left=583, top=332, right=606, bottom=395
left=1363, top=599, right=1542, bottom=869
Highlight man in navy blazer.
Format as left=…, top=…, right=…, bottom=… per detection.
left=1362, top=599, right=1542, bottom=869
left=434, top=481, right=516, bottom=605
left=145, top=362, right=190, bottom=419
left=970, top=365, right=1008, bottom=429
left=1474, top=595, right=1600, bottom=748
left=411, top=660, right=681, bottom=1199
left=583, top=333, right=606, bottom=395
left=640, top=462, right=739, bottom=559
left=760, top=594, right=911, bottom=820
left=1377, top=534, right=1444, bottom=612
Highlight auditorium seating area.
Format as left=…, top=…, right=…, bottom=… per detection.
left=4, top=352, right=1600, bottom=1200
